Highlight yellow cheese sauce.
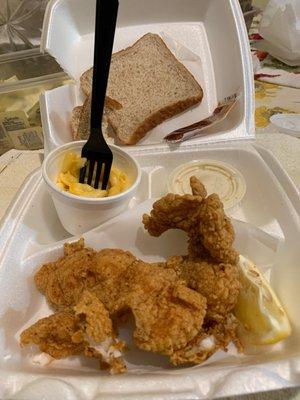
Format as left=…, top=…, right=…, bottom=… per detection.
left=57, top=152, right=130, bottom=198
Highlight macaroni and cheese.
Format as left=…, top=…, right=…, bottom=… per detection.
left=57, top=152, right=130, bottom=198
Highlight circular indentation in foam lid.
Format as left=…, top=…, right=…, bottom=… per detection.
left=167, top=159, right=246, bottom=210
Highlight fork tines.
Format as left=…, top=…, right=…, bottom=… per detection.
left=80, top=156, right=112, bottom=190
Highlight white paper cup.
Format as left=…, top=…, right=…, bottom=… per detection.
left=42, top=141, right=141, bottom=235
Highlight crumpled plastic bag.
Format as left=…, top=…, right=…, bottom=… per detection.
left=259, top=0, right=300, bottom=65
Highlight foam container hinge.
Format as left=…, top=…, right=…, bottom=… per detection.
left=0, top=142, right=300, bottom=399
left=39, top=0, right=255, bottom=155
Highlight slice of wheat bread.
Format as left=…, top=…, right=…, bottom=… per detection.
left=80, top=33, right=203, bottom=145
left=71, top=96, right=115, bottom=140
left=80, top=72, right=122, bottom=111
left=70, top=106, right=83, bottom=140
left=81, top=69, right=93, bottom=98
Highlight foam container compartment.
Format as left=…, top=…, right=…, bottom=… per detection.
left=1, top=142, right=300, bottom=399
left=40, top=0, right=255, bottom=154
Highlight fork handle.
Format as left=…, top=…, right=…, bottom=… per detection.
left=90, top=0, right=119, bottom=133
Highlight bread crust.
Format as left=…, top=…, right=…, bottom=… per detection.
left=108, top=95, right=202, bottom=145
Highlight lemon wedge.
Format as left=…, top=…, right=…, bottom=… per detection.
left=234, top=255, right=291, bottom=346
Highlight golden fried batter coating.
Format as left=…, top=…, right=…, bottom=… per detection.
left=143, top=176, right=239, bottom=264
left=142, top=193, right=203, bottom=237
left=75, top=291, right=127, bottom=374
left=93, top=260, right=207, bottom=355
left=90, top=249, right=137, bottom=315
left=190, top=176, right=207, bottom=197
left=124, top=261, right=207, bottom=355
left=170, top=315, right=242, bottom=366
left=21, top=292, right=126, bottom=374
left=191, top=193, right=238, bottom=264
left=35, top=242, right=136, bottom=310
left=21, top=177, right=242, bottom=372
left=74, top=291, right=114, bottom=343
left=30, top=248, right=208, bottom=361
left=35, top=241, right=97, bottom=309
left=166, top=256, right=240, bottom=322
left=20, top=312, right=86, bottom=359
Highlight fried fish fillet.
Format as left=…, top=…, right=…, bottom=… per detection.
left=122, top=261, right=207, bottom=355
left=20, top=312, right=86, bottom=359
left=26, top=245, right=208, bottom=364
left=166, top=255, right=240, bottom=323
left=143, top=177, right=239, bottom=265
left=170, top=314, right=242, bottom=366
left=21, top=291, right=126, bottom=374
left=21, top=177, right=242, bottom=372
left=35, top=239, right=136, bottom=311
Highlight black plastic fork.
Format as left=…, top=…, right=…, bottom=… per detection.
left=79, top=0, right=119, bottom=190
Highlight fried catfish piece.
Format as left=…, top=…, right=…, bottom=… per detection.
left=120, top=261, right=207, bottom=355
left=20, top=312, right=86, bottom=359
left=170, top=314, right=242, bottom=366
left=34, top=240, right=207, bottom=357
left=35, top=238, right=136, bottom=310
left=166, top=255, right=240, bottom=323
left=93, top=259, right=207, bottom=356
left=34, top=239, right=98, bottom=309
left=143, top=176, right=239, bottom=265
left=189, top=193, right=238, bottom=264
left=21, top=292, right=126, bottom=374
left=75, top=291, right=126, bottom=374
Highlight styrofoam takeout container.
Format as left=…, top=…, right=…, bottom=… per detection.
left=40, top=0, right=255, bottom=155
left=1, top=0, right=300, bottom=398
left=43, top=141, right=141, bottom=235
left=1, top=142, right=300, bottom=399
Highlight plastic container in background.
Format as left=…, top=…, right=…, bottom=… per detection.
left=40, top=0, right=255, bottom=155
left=43, top=141, right=141, bottom=234
left=259, top=0, right=300, bottom=66
left=238, top=0, right=260, bottom=32
left=0, top=0, right=48, bottom=55
left=0, top=50, right=70, bottom=155
left=0, top=49, right=65, bottom=82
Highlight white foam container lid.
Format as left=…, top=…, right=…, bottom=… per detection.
left=39, top=0, right=255, bottom=155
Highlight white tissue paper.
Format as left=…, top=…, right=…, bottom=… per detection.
left=259, top=0, right=300, bottom=65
